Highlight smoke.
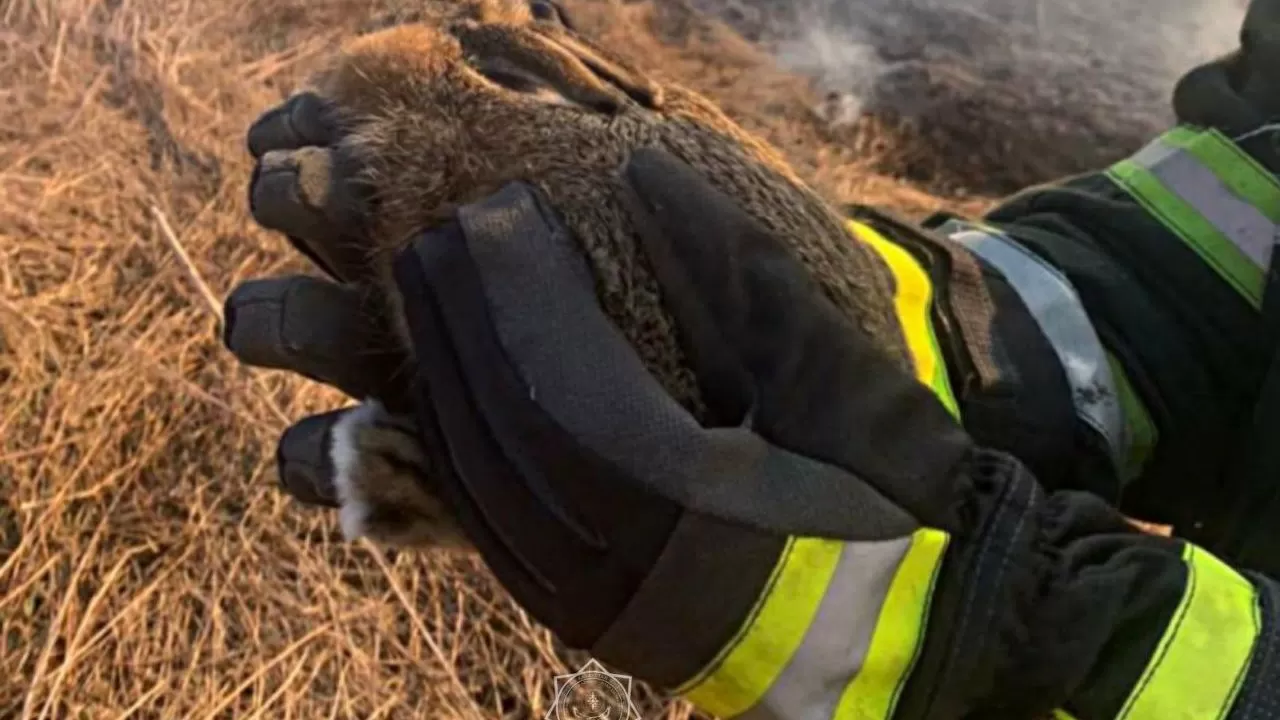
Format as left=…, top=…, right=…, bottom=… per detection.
left=687, top=0, right=1249, bottom=190
left=773, top=0, right=1245, bottom=120
left=700, top=0, right=1245, bottom=121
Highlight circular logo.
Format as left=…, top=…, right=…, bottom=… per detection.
left=553, top=669, right=630, bottom=720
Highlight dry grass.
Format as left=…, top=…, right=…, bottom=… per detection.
left=0, top=0, right=1003, bottom=716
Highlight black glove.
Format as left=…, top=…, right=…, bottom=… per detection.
left=391, top=150, right=975, bottom=544
left=377, top=147, right=1012, bottom=706
left=228, top=88, right=414, bottom=509
left=1173, top=0, right=1280, bottom=167
left=226, top=136, right=984, bottom=670
left=229, top=139, right=1280, bottom=720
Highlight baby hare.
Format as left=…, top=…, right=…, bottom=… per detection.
left=247, top=0, right=907, bottom=549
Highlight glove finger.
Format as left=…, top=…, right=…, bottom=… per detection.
left=1240, top=0, right=1280, bottom=117
left=248, top=147, right=373, bottom=283
left=1172, top=54, right=1268, bottom=140
left=276, top=409, right=346, bottom=508
left=246, top=92, right=340, bottom=158
left=618, top=148, right=971, bottom=521
left=222, top=275, right=410, bottom=406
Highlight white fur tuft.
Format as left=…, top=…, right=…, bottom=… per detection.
left=329, top=399, right=385, bottom=541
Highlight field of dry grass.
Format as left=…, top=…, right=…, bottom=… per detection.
left=0, top=0, right=1128, bottom=716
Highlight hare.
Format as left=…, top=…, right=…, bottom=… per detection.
left=247, top=0, right=909, bottom=548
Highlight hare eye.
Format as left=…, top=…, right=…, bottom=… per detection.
left=529, top=0, right=576, bottom=30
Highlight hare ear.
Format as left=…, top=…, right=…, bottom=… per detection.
left=454, top=22, right=662, bottom=113
left=549, top=30, right=663, bottom=107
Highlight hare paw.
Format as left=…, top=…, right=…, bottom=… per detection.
left=329, top=399, right=470, bottom=550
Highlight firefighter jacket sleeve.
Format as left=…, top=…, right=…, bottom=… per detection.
left=949, top=0, right=1280, bottom=574
left=375, top=147, right=1280, bottom=720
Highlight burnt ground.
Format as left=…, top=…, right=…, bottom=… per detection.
left=685, top=0, right=1244, bottom=194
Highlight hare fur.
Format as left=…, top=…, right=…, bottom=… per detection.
left=262, top=0, right=910, bottom=548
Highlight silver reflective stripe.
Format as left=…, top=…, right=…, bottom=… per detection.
left=1129, top=139, right=1276, bottom=270
left=735, top=536, right=914, bottom=720
left=939, top=221, right=1128, bottom=474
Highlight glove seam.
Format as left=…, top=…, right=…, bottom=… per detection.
left=930, top=448, right=1039, bottom=716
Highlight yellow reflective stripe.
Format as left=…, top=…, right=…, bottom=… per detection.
left=1106, top=126, right=1280, bottom=309
left=1117, top=543, right=1260, bottom=720
left=679, top=537, right=844, bottom=717
left=833, top=528, right=950, bottom=720
left=1105, top=351, right=1157, bottom=483
left=1106, top=158, right=1265, bottom=307
left=1161, top=127, right=1280, bottom=224
left=842, top=221, right=954, bottom=718
left=681, top=222, right=955, bottom=720
left=850, top=220, right=961, bottom=419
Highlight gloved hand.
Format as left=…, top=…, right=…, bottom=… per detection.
left=227, top=139, right=1059, bottom=717
left=228, top=144, right=1279, bottom=720
left=226, top=139, right=976, bottom=605
left=384, top=144, right=994, bottom=670
left=1173, top=0, right=1280, bottom=166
